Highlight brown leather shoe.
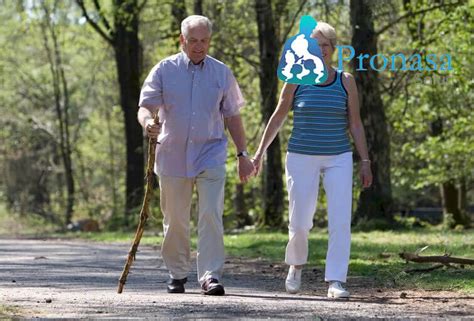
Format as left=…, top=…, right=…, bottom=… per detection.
left=201, top=278, right=225, bottom=296
left=167, top=277, right=187, bottom=293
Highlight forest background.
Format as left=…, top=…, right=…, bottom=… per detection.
left=0, top=0, right=472, bottom=234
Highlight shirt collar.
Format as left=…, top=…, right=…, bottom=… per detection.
left=181, top=51, right=207, bottom=70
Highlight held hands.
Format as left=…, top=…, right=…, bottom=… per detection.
left=238, top=156, right=256, bottom=183
left=250, top=154, right=263, bottom=177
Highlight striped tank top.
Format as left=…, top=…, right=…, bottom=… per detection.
left=288, top=69, right=351, bottom=155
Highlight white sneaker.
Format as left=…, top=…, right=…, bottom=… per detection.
left=327, top=281, right=350, bottom=298
left=285, top=266, right=302, bottom=294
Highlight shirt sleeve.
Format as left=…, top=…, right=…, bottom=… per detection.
left=221, top=67, right=245, bottom=117
left=138, top=63, right=164, bottom=113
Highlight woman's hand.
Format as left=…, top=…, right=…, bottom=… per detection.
left=251, top=154, right=264, bottom=177
left=360, top=162, right=373, bottom=188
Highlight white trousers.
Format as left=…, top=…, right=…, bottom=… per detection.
left=159, top=165, right=226, bottom=284
left=285, top=152, right=353, bottom=283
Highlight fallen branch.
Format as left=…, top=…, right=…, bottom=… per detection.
left=399, top=252, right=474, bottom=265
left=404, top=264, right=445, bottom=274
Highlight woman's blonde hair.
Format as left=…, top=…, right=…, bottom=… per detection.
left=311, top=22, right=337, bottom=48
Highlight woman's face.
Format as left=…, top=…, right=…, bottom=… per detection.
left=312, top=31, right=334, bottom=65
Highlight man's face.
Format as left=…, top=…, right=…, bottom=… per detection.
left=180, top=25, right=211, bottom=64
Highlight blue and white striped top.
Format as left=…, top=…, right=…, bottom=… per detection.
left=288, top=69, right=351, bottom=155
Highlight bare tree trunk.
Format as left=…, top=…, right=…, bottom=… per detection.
left=431, top=117, right=469, bottom=228
left=41, top=1, right=75, bottom=226
left=441, top=180, right=470, bottom=227
left=255, top=0, right=284, bottom=228
left=458, top=178, right=467, bottom=212
left=350, top=0, right=393, bottom=224
left=234, top=183, right=252, bottom=228
left=105, top=109, right=118, bottom=219
left=113, top=0, right=144, bottom=226
left=171, top=0, right=187, bottom=49
left=194, top=0, right=203, bottom=15
left=77, top=0, right=145, bottom=226
left=56, top=25, right=74, bottom=226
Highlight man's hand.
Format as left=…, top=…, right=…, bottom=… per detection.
left=238, top=156, right=255, bottom=183
left=145, top=118, right=161, bottom=139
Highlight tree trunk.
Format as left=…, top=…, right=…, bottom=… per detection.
left=41, top=1, right=75, bottom=226
left=171, top=0, right=187, bottom=49
left=194, top=0, right=203, bottom=15
left=113, top=0, right=144, bottom=226
left=441, top=180, right=470, bottom=227
left=77, top=0, right=146, bottom=226
left=255, top=0, right=284, bottom=228
left=430, top=117, right=469, bottom=227
left=105, top=108, right=118, bottom=220
left=234, top=183, right=252, bottom=228
left=57, top=32, right=74, bottom=227
left=350, top=0, right=393, bottom=224
left=458, top=178, right=467, bottom=212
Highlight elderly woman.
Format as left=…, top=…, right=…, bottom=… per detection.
left=252, top=22, right=372, bottom=298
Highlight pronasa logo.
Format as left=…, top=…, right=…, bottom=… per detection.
left=277, top=16, right=453, bottom=84
left=277, top=16, right=328, bottom=85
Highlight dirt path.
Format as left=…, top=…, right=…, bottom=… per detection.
left=0, top=238, right=473, bottom=319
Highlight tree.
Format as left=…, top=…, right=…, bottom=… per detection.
left=0, top=0, right=103, bottom=226
left=170, top=0, right=187, bottom=49
left=404, top=0, right=471, bottom=228
left=40, top=0, right=75, bottom=225
left=386, top=0, right=472, bottom=227
left=254, top=0, right=284, bottom=228
left=76, top=0, right=146, bottom=226
left=350, top=0, right=393, bottom=224
left=194, top=0, right=203, bottom=15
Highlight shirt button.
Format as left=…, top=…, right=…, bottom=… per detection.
left=190, top=140, right=193, bottom=143
left=192, top=112, right=196, bottom=115
left=191, top=126, right=195, bottom=130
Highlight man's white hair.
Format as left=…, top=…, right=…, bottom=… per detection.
left=181, top=15, right=213, bottom=38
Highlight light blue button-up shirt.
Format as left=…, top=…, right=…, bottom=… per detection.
left=139, top=52, right=245, bottom=177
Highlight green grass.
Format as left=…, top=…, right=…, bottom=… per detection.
left=71, top=228, right=474, bottom=293
left=225, top=229, right=474, bottom=292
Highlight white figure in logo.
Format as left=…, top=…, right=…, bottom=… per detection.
left=282, top=50, right=296, bottom=81
left=291, top=34, right=325, bottom=83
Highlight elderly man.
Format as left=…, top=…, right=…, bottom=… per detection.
left=137, top=15, right=254, bottom=296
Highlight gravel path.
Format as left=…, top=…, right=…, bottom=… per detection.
left=1, top=238, right=473, bottom=319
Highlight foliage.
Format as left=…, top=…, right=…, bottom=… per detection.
left=382, top=2, right=473, bottom=212
left=0, top=0, right=472, bottom=230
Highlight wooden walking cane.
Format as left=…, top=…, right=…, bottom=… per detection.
left=117, top=113, right=160, bottom=294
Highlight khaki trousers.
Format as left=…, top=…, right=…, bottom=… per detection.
left=159, top=165, right=226, bottom=284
